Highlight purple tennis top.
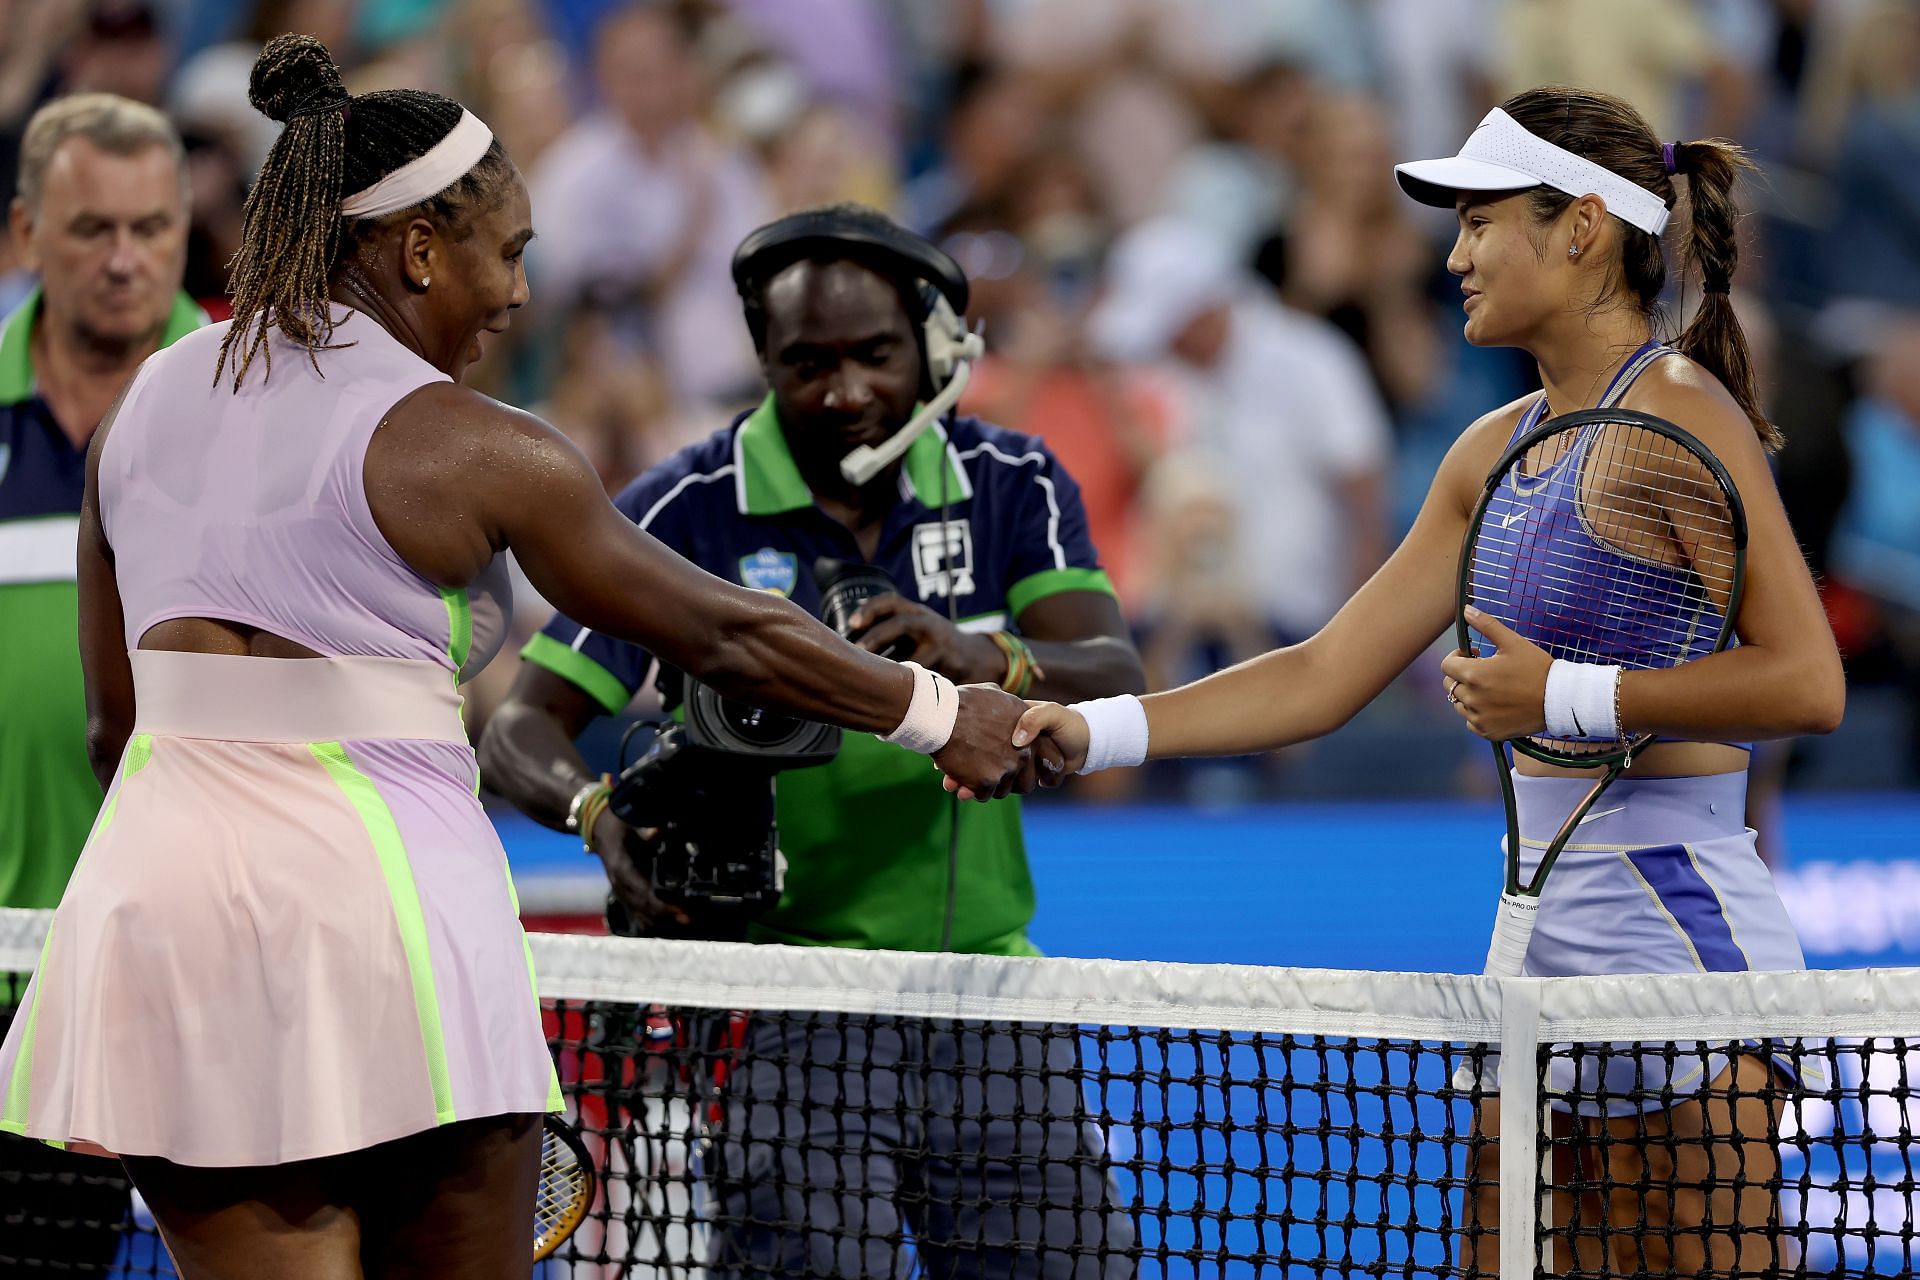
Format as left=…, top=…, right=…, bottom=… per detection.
left=99, top=306, right=511, bottom=676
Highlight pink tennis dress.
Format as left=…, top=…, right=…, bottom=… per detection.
left=0, top=307, right=560, bottom=1166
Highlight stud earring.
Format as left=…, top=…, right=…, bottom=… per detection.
left=1568, top=246, right=1579, bottom=258
left=421, top=276, right=431, bottom=289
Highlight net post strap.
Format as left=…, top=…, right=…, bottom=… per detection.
left=1498, top=975, right=1546, bottom=1278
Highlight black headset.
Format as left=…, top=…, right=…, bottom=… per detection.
left=731, top=205, right=981, bottom=399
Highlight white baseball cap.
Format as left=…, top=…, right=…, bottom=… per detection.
left=1394, top=108, right=1672, bottom=236
left=1086, top=218, right=1242, bottom=363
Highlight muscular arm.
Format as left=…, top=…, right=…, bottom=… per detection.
left=1136, top=413, right=1504, bottom=759
left=369, top=384, right=915, bottom=733
left=79, top=397, right=134, bottom=790
left=368, top=386, right=1033, bottom=794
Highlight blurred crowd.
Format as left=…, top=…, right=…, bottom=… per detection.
left=5, top=0, right=1920, bottom=795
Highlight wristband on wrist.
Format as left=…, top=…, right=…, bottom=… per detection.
left=880, top=661, right=960, bottom=754
left=990, top=631, right=1044, bottom=698
left=1071, top=694, right=1149, bottom=774
left=1542, top=660, right=1622, bottom=741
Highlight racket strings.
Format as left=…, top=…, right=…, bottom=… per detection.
left=534, top=1125, right=592, bottom=1247
left=1468, top=419, right=1740, bottom=744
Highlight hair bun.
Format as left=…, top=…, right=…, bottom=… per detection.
left=249, top=33, right=348, bottom=124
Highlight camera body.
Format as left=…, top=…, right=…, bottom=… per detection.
left=606, top=683, right=839, bottom=931
left=604, top=557, right=912, bottom=936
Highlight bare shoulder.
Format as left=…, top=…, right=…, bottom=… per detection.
left=380, top=381, right=560, bottom=459
left=366, top=382, right=591, bottom=580
left=1619, top=354, right=1768, bottom=468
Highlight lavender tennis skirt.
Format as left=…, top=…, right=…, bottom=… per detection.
left=1501, top=769, right=1823, bottom=1115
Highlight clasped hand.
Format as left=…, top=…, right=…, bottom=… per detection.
left=933, top=684, right=1069, bottom=800
left=1439, top=606, right=1552, bottom=741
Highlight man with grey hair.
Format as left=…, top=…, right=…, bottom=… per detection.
left=0, top=90, right=202, bottom=1272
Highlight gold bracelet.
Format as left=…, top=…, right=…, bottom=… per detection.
left=575, top=775, right=614, bottom=855
left=990, top=631, right=1044, bottom=698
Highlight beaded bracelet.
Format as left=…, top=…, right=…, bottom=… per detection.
left=990, top=631, right=1045, bottom=698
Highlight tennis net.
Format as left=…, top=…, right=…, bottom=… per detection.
left=4, top=906, right=1918, bottom=1277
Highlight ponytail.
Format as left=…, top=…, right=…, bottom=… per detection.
left=1671, top=139, right=1781, bottom=451
left=217, top=34, right=351, bottom=390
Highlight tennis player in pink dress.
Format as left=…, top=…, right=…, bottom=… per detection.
left=0, top=35, right=1034, bottom=1279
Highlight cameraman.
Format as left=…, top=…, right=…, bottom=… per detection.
left=480, top=204, right=1143, bottom=1276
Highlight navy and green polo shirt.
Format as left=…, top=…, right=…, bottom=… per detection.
left=524, top=396, right=1115, bottom=956
left=0, top=287, right=205, bottom=908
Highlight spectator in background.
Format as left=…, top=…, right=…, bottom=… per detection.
left=1356, top=0, right=1496, bottom=224
left=1132, top=449, right=1274, bottom=696
left=898, top=61, right=1044, bottom=236
left=718, top=0, right=903, bottom=135
left=530, top=1, right=767, bottom=409
left=446, top=0, right=572, bottom=174
left=0, top=90, right=201, bottom=1274
left=961, top=142, right=1168, bottom=603
left=58, top=0, right=172, bottom=107
left=1813, top=0, right=1920, bottom=313
left=1832, top=315, right=1920, bottom=781
left=175, top=122, right=247, bottom=315
left=1261, top=92, right=1441, bottom=412
left=1162, top=57, right=1313, bottom=263
left=1090, top=218, right=1391, bottom=649
left=1491, top=0, right=1721, bottom=137
left=715, top=55, right=897, bottom=214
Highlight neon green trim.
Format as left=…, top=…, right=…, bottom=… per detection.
left=1, top=923, right=58, bottom=1131
left=900, top=417, right=971, bottom=508
left=441, top=587, right=471, bottom=676
left=0, top=289, right=205, bottom=404
left=0, top=290, right=39, bottom=403
left=309, top=741, right=457, bottom=1124
left=1005, top=567, right=1115, bottom=619
left=520, top=632, right=632, bottom=715
left=735, top=395, right=814, bottom=515
left=735, top=394, right=969, bottom=512
left=160, top=292, right=208, bottom=347
left=2, top=734, right=154, bottom=1130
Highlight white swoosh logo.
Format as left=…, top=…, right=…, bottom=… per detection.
left=1576, top=805, right=1626, bottom=826
left=1499, top=509, right=1527, bottom=529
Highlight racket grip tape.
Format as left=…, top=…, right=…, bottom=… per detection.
left=1483, top=891, right=1540, bottom=978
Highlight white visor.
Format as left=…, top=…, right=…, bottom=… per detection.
left=340, top=109, right=495, bottom=220
left=1394, top=108, right=1671, bottom=236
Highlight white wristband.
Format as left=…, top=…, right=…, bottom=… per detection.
left=1543, top=659, right=1620, bottom=740
left=880, top=661, right=959, bottom=754
left=1072, top=694, right=1149, bottom=774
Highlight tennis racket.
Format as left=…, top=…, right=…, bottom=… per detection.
left=1456, top=407, right=1747, bottom=984
left=533, top=1113, right=596, bottom=1261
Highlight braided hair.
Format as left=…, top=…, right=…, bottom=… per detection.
left=216, top=34, right=512, bottom=389
left=1500, top=87, right=1779, bottom=451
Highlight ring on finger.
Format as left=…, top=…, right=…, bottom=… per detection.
left=1445, top=678, right=1460, bottom=705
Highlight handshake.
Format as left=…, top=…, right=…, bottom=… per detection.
left=928, top=685, right=1093, bottom=801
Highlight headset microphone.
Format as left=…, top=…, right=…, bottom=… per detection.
left=839, top=326, right=984, bottom=487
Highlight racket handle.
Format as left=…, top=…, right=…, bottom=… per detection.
left=1483, top=891, right=1539, bottom=978
left=1450, top=893, right=1541, bottom=1094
